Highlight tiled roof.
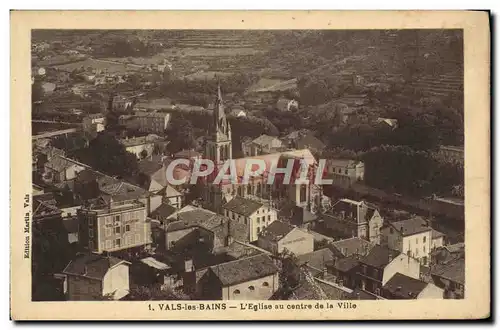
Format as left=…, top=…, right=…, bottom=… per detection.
left=222, top=196, right=263, bottom=217
left=383, top=272, right=429, bottom=299
left=296, top=248, right=335, bottom=272
left=151, top=203, right=178, bottom=221
left=328, top=255, right=360, bottom=273
left=331, top=237, right=374, bottom=257
left=45, top=155, right=85, bottom=172
left=210, top=254, right=278, bottom=286
left=431, top=257, right=465, bottom=285
left=259, top=221, right=295, bottom=241
left=360, top=245, right=401, bottom=268
left=166, top=209, right=222, bottom=232
left=63, top=254, right=129, bottom=280
left=390, top=217, right=431, bottom=237
left=252, top=134, right=281, bottom=147
left=431, top=229, right=446, bottom=239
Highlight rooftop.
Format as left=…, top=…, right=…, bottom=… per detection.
left=251, top=134, right=281, bottom=147
left=431, top=229, right=446, bottom=239
left=210, top=254, right=278, bottom=286
left=330, top=237, right=374, bottom=257
left=296, top=248, right=335, bottom=273
left=328, top=255, right=360, bottom=273
left=431, top=257, right=465, bottom=285
left=120, top=134, right=162, bottom=147
left=259, top=221, right=296, bottom=242
left=150, top=203, right=178, bottom=221
left=390, top=217, right=432, bottom=237
left=63, top=253, right=129, bottom=280
left=360, top=245, right=401, bottom=269
left=383, top=272, right=430, bottom=299
left=222, top=196, right=263, bottom=217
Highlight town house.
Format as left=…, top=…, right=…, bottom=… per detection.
left=77, top=198, right=152, bottom=254
left=62, top=253, right=130, bottom=300
left=356, top=245, right=421, bottom=296
left=381, top=217, right=432, bottom=266
left=325, top=159, right=365, bottom=188
left=222, top=196, right=278, bottom=242
left=195, top=254, right=279, bottom=300
left=382, top=272, right=444, bottom=299
left=321, top=199, right=383, bottom=244
left=256, top=221, right=314, bottom=256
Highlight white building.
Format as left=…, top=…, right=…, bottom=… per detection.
left=381, top=217, right=432, bottom=266
left=134, top=111, right=171, bottom=134
left=82, top=114, right=106, bottom=138
left=326, top=159, right=365, bottom=187
left=257, top=221, right=314, bottom=256
left=62, top=254, right=130, bottom=300
left=222, top=196, right=277, bottom=242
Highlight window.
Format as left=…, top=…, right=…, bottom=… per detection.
left=345, top=169, right=348, bottom=175
left=248, top=286, right=255, bottom=291
left=233, top=289, right=240, bottom=295
left=115, top=227, right=120, bottom=234
left=300, top=185, right=307, bottom=203
left=390, top=228, right=394, bottom=234
left=257, top=227, right=261, bottom=233
left=244, top=218, right=248, bottom=225
left=88, top=219, right=93, bottom=227
left=125, top=224, right=131, bottom=232
left=105, top=228, right=112, bottom=237
left=89, top=230, right=94, bottom=238
left=114, top=238, right=121, bottom=247
left=257, top=209, right=260, bottom=214
left=257, top=217, right=260, bottom=224
left=268, top=215, right=271, bottom=221
left=89, top=241, right=94, bottom=250
left=262, top=282, right=269, bottom=287
left=114, top=215, right=120, bottom=222
left=423, top=245, right=426, bottom=253
left=423, top=236, right=427, bottom=243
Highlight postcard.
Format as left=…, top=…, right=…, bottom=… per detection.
left=10, top=10, right=490, bottom=320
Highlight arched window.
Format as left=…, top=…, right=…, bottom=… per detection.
left=248, top=286, right=255, bottom=291
left=233, top=289, right=240, bottom=295
left=262, top=282, right=269, bottom=287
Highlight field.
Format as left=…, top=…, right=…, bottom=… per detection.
left=51, top=58, right=143, bottom=74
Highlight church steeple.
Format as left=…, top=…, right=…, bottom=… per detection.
left=213, top=81, right=230, bottom=140
left=205, top=82, right=232, bottom=165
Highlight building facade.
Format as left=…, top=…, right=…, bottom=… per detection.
left=222, top=196, right=277, bottom=242
left=381, top=217, right=432, bottom=266
left=77, top=199, right=151, bottom=254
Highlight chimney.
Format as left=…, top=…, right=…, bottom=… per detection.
left=388, top=252, right=393, bottom=262
left=322, top=266, right=328, bottom=279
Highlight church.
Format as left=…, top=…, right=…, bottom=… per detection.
left=202, top=84, right=325, bottom=215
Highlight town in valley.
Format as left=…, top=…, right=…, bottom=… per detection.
left=31, top=30, right=465, bottom=302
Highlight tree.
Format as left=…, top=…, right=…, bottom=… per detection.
left=165, top=114, right=197, bottom=154
left=82, top=132, right=140, bottom=178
